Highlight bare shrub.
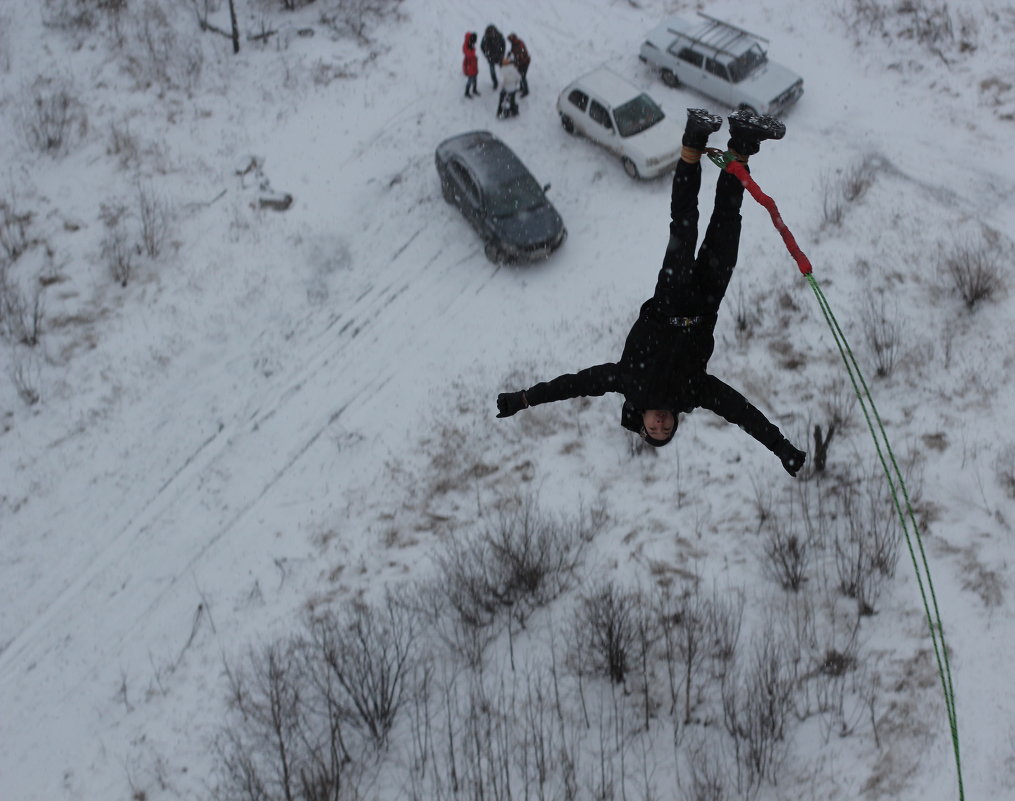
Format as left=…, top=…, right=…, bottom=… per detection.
left=859, top=294, right=903, bottom=379
left=318, top=0, right=405, bottom=45
left=941, top=236, right=1004, bottom=310
left=307, top=594, right=418, bottom=747
left=427, top=498, right=601, bottom=663
left=216, top=594, right=422, bottom=801
left=686, top=736, right=730, bottom=801
left=0, top=196, right=32, bottom=262
left=574, top=581, right=640, bottom=685
left=996, top=444, right=1015, bottom=499
left=840, top=159, right=876, bottom=203
left=20, top=76, right=87, bottom=154
left=127, top=2, right=204, bottom=93
left=836, top=0, right=963, bottom=53
left=100, top=202, right=136, bottom=286
left=818, top=171, right=844, bottom=228
left=831, top=467, right=901, bottom=615
left=136, top=181, right=173, bottom=259
left=107, top=120, right=141, bottom=169
left=9, top=345, right=41, bottom=405
left=819, top=159, right=877, bottom=228
left=731, top=285, right=762, bottom=347
left=656, top=584, right=711, bottom=725
left=0, top=258, right=44, bottom=347
left=721, top=629, right=795, bottom=791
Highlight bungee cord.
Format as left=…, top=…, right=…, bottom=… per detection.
left=708, top=151, right=964, bottom=800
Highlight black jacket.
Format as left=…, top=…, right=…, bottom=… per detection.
left=481, top=26, right=506, bottom=65
left=523, top=299, right=787, bottom=455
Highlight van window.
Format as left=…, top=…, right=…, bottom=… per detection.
left=705, top=58, right=730, bottom=81
left=676, top=47, right=703, bottom=68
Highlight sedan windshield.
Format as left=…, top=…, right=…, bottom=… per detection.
left=613, top=94, right=665, bottom=138
left=488, top=174, right=546, bottom=217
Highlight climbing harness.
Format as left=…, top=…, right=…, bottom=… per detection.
left=706, top=149, right=964, bottom=800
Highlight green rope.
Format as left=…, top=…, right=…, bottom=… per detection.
left=805, top=273, right=963, bottom=799
left=705, top=153, right=963, bottom=795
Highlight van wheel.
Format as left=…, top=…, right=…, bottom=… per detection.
left=622, top=158, right=639, bottom=179
left=661, top=69, right=679, bottom=88
left=560, top=114, right=575, bottom=134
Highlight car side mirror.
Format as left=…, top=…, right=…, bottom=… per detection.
left=543, top=183, right=551, bottom=193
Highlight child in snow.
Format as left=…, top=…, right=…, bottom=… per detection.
left=496, top=57, right=521, bottom=118
left=496, top=109, right=808, bottom=476
left=462, top=32, right=479, bottom=98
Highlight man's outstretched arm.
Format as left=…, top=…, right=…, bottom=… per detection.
left=497, top=364, right=622, bottom=418
left=698, top=374, right=806, bottom=476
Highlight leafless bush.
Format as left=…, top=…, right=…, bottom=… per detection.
left=836, top=0, right=964, bottom=53
left=44, top=0, right=127, bottom=33
left=831, top=468, right=900, bottom=616
left=20, top=76, right=87, bottom=154
left=318, top=0, right=404, bottom=45
left=721, top=629, right=795, bottom=791
left=764, top=523, right=811, bottom=593
left=216, top=594, right=422, bottom=801
left=0, top=198, right=32, bottom=262
left=127, top=2, right=204, bottom=93
left=656, top=584, right=711, bottom=725
left=731, top=285, right=762, bottom=347
left=818, top=171, right=844, bottom=228
left=574, top=581, right=640, bottom=685
left=686, top=736, right=730, bottom=801
left=107, top=120, right=141, bottom=169
left=859, top=294, right=903, bottom=379
left=996, top=444, right=1015, bottom=499
left=428, top=499, right=601, bottom=661
left=136, top=181, right=174, bottom=259
left=99, top=202, right=136, bottom=287
left=0, top=282, right=44, bottom=348
left=819, top=159, right=877, bottom=228
left=8, top=345, right=41, bottom=405
left=308, top=594, right=418, bottom=747
left=941, top=237, right=1004, bottom=311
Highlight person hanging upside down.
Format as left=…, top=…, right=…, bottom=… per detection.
left=496, top=108, right=807, bottom=476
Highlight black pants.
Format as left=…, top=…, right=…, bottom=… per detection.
left=650, top=159, right=746, bottom=320
left=486, top=59, right=498, bottom=88
left=519, top=64, right=529, bottom=95
left=497, top=90, right=518, bottom=117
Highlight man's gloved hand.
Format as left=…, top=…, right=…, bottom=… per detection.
left=778, top=441, right=807, bottom=477
left=496, top=391, right=528, bottom=418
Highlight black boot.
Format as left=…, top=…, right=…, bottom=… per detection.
left=727, top=109, right=785, bottom=156
left=682, top=108, right=723, bottom=150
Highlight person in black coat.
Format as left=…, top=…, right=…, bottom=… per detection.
left=480, top=25, right=506, bottom=90
left=496, top=108, right=807, bottom=476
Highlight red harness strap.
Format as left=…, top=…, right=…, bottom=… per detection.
left=726, top=160, right=813, bottom=276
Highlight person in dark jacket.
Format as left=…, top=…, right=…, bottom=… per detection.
left=480, top=25, right=506, bottom=90
left=496, top=108, right=808, bottom=477
left=462, top=32, right=479, bottom=98
left=506, top=33, right=530, bottom=96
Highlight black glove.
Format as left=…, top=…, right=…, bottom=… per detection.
left=496, top=391, right=528, bottom=418
left=778, top=441, right=807, bottom=477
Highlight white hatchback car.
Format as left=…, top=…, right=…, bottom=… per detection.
left=556, top=67, right=683, bottom=179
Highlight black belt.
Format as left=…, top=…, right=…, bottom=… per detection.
left=666, top=314, right=709, bottom=329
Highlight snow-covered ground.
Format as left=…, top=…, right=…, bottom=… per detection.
left=2, top=0, right=1014, bottom=799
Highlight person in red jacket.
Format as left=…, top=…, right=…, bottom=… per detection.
left=507, top=33, right=530, bottom=96
left=462, top=32, right=480, bottom=98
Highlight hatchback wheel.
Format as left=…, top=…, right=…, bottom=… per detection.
left=560, top=114, right=575, bottom=134
left=661, top=69, right=679, bottom=88
left=485, top=240, right=505, bottom=264
left=622, top=157, right=639, bottom=179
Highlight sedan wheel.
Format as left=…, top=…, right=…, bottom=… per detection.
left=622, top=158, right=639, bottom=179
left=560, top=114, right=575, bottom=134
left=485, top=240, right=505, bottom=264
left=660, top=69, right=679, bottom=88
left=441, top=179, right=454, bottom=203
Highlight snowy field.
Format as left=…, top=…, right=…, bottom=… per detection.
left=2, top=0, right=1015, bottom=799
